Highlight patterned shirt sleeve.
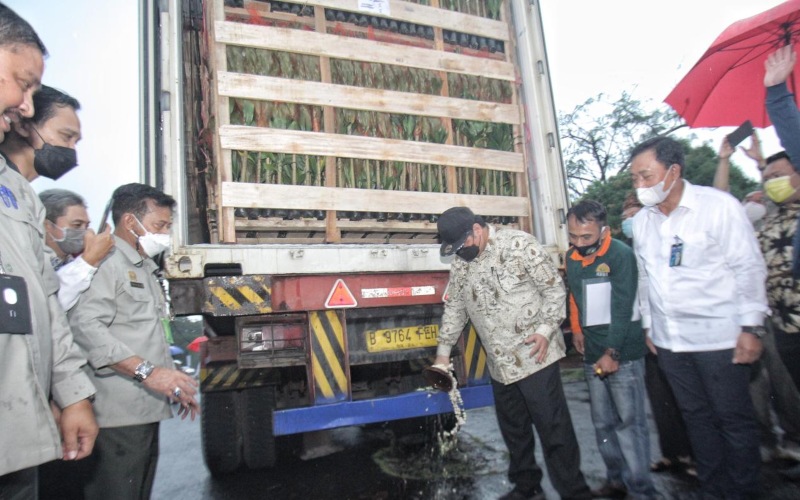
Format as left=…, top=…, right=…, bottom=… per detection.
left=437, top=262, right=470, bottom=358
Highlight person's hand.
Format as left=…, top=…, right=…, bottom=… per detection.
left=524, top=333, right=549, bottom=363
left=143, top=367, right=200, bottom=421
left=59, top=398, right=98, bottom=460
left=593, top=353, right=619, bottom=377
left=741, top=131, right=764, bottom=167
left=81, top=225, right=114, bottom=267
left=571, top=331, right=585, bottom=355
left=733, top=332, right=763, bottom=364
left=433, top=355, right=451, bottom=367
left=645, top=334, right=657, bottom=356
left=765, top=45, right=796, bottom=88
left=718, top=137, right=734, bottom=159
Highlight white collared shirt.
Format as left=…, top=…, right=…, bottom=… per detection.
left=53, top=254, right=98, bottom=311
left=632, top=181, right=769, bottom=352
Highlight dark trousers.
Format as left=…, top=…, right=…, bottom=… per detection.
left=491, top=362, right=591, bottom=500
left=750, top=321, right=800, bottom=446
left=0, top=467, right=37, bottom=500
left=657, top=347, right=760, bottom=500
left=644, top=352, right=693, bottom=461
left=39, top=423, right=159, bottom=500
left=774, top=328, right=800, bottom=392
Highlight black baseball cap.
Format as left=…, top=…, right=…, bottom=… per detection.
left=438, top=207, right=476, bottom=256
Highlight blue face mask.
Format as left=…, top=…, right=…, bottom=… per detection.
left=621, top=218, right=634, bottom=239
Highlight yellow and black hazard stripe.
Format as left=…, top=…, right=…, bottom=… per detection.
left=309, top=311, right=349, bottom=403
left=203, top=275, right=272, bottom=315
left=200, top=363, right=277, bottom=392
left=464, top=325, right=488, bottom=382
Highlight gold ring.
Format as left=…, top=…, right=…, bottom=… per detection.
left=595, top=368, right=603, bottom=375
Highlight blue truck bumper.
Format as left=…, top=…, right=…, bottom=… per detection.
left=273, top=385, right=495, bottom=436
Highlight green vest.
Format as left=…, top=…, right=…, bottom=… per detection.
left=566, top=238, right=646, bottom=364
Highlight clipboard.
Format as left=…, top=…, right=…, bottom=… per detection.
left=581, top=277, right=640, bottom=327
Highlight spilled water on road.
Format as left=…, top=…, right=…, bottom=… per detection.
left=372, top=370, right=501, bottom=488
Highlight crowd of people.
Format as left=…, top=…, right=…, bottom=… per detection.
left=0, top=4, right=197, bottom=500
left=433, top=46, right=800, bottom=500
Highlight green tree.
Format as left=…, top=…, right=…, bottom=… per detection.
left=559, top=92, right=685, bottom=198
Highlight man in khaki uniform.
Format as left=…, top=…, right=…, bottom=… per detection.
left=0, top=4, right=97, bottom=498
left=433, top=207, right=591, bottom=500
left=68, top=183, right=199, bottom=500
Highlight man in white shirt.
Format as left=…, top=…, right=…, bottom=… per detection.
left=39, top=189, right=114, bottom=310
left=630, top=136, right=768, bottom=500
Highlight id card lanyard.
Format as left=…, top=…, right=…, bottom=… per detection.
left=669, top=235, right=683, bottom=267
left=156, top=270, right=175, bottom=344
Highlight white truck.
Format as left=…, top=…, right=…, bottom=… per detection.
left=143, top=0, right=568, bottom=475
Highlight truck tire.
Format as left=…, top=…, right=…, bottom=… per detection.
left=202, top=391, right=243, bottom=476
left=240, top=386, right=278, bottom=470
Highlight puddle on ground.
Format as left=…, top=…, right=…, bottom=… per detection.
left=373, top=376, right=502, bottom=482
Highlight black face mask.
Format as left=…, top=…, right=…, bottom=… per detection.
left=34, top=143, right=78, bottom=180
left=574, top=241, right=600, bottom=257
left=456, top=244, right=480, bottom=262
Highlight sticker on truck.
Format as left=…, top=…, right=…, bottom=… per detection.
left=361, top=286, right=436, bottom=299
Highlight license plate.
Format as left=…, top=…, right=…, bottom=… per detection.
left=365, top=324, right=439, bottom=353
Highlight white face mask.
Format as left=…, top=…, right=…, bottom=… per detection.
left=130, top=216, right=171, bottom=258
left=636, top=165, right=677, bottom=207
left=743, top=201, right=767, bottom=224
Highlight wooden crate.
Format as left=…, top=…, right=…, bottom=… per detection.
left=201, top=0, right=530, bottom=243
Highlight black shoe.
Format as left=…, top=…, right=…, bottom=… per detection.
left=498, top=486, right=545, bottom=500
left=590, top=483, right=627, bottom=499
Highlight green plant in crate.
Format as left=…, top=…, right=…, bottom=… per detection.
left=487, top=0, right=502, bottom=20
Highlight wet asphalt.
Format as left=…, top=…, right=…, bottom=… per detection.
left=152, top=360, right=800, bottom=500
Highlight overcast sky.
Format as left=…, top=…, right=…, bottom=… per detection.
left=6, top=0, right=139, bottom=226
left=7, top=0, right=788, bottom=225
left=540, top=0, right=786, bottom=180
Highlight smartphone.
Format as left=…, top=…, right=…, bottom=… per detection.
left=727, top=120, right=754, bottom=148
left=97, top=198, right=112, bottom=233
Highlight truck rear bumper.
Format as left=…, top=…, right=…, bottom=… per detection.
left=273, top=385, right=494, bottom=436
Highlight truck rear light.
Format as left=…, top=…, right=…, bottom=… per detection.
left=241, top=324, right=304, bottom=352
left=238, top=314, right=307, bottom=356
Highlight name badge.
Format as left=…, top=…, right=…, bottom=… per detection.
left=669, top=236, right=683, bottom=267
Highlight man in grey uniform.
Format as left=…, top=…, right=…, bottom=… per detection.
left=68, top=183, right=199, bottom=500
left=0, top=4, right=97, bottom=498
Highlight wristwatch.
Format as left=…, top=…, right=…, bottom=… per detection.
left=741, top=326, right=766, bottom=339
left=604, top=348, right=620, bottom=361
left=133, top=360, right=155, bottom=382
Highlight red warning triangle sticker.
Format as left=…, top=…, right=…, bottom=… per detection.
left=325, top=279, right=358, bottom=308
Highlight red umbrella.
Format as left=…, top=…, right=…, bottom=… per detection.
left=187, top=335, right=208, bottom=353
left=666, top=0, right=800, bottom=128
